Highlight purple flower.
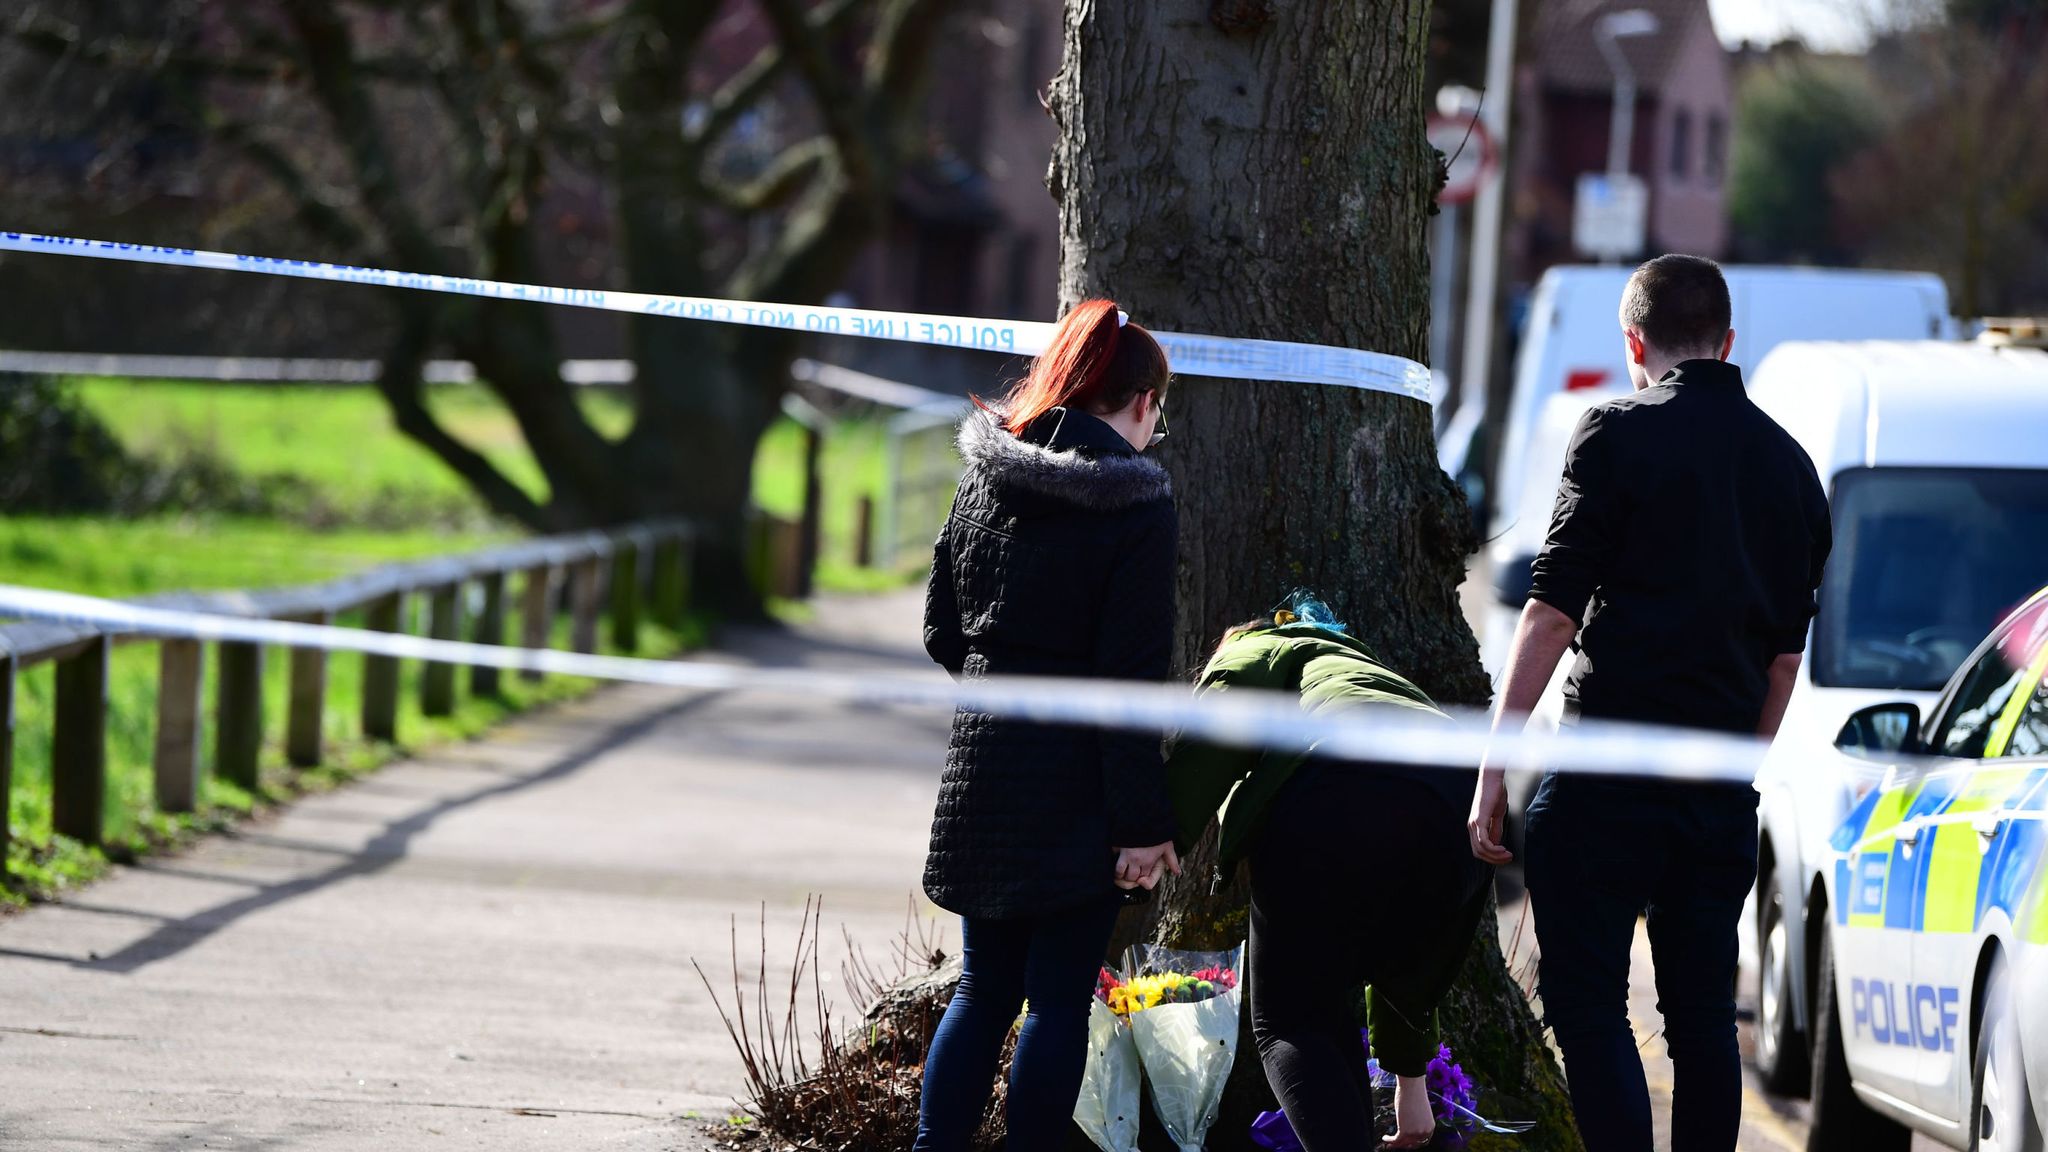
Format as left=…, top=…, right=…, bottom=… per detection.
left=1425, top=1044, right=1481, bottom=1148
left=1249, top=1110, right=1303, bottom=1152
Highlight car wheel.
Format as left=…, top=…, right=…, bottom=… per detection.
left=1755, top=868, right=1811, bottom=1097
left=1808, top=923, right=1911, bottom=1151
left=1972, top=951, right=2044, bottom=1152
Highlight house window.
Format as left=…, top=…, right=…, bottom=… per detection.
left=1706, top=114, right=1727, bottom=182
left=1669, top=110, right=1692, bottom=180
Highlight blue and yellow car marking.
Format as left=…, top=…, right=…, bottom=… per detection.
left=1834, top=764, right=2045, bottom=934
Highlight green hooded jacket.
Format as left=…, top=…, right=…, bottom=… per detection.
left=1163, top=622, right=1484, bottom=1076
left=1165, top=623, right=1446, bottom=872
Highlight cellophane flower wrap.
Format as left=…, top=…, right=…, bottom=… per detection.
left=1074, top=969, right=1143, bottom=1152
left=1367, top=1043, right=1482, bottom=1149
left=1121, top=944, right=1243, bottom=1152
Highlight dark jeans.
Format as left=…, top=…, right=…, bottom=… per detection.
left=1524, top=773, right=1759, bottom=1152
left=1248, top=768, right=1489, bottom=1152
left=913, top=896, right=1121, bottom=1152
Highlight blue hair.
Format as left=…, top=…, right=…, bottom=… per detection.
left=1277, top=590, right=1349, bottom=637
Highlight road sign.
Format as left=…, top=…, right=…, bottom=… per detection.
left=1573, top=172, right=1648, bottom=260
left=1427, top=114, right=1497, bottom=207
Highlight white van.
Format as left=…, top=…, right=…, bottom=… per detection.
left=1743, top=334, right=2048, bottom=1100
left=1479, top=265, right=1952, bottom=677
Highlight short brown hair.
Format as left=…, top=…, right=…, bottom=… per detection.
left=1620, top=254, right=1731, bottom=356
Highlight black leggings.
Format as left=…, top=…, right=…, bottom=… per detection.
left=1247, top=769, right=1487, bottom=1151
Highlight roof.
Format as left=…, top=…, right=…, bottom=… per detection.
left=1813, top=340, right=2048, bottom=392
left=1753, top=341, right=2048, bottom=472
left=1531, top=0, right=1715, bottom=95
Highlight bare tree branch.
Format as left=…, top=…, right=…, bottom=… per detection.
left=758, top=0, right=877, bottom=199
left=212, top=121, right=370, bottom=254
left=691, top=0, right=860, bottom=150
left=707, top=137, right=835, bottom=214
left=9, top=7, right=436, bottom=85
left=277, top=0, right=443, bottom=270
left=728, top=164, right=858, bottom=306
left=374, top=309, right=549, bottom=530
left=9, top=8, right=289, bottom=82
left=736, top=0, right=959, bottom=307
left=530, top=0, right=632, bottom=50
left=866, top=0, right=955, bottom=112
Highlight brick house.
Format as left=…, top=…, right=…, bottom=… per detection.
left=1509, top=0, right=1733, bottom=277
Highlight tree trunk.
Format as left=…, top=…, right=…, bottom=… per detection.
left=1050, top=3, right=1579, bottom=1147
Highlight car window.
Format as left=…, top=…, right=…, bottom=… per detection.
left=1815, top=468, right=2048, bottom=690
left=2001, top=663, right=2048, bottom=759
left=1935, top=603, right=2048, bottom=758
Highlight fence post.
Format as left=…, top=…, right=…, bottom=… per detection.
left=362, top=592, right=404, bottom=742
left=746, top=510, right=772, bottom=598
left=0, top=656, right=14, bottom=872
left=608, top=542, right=640, bottom=654
left=52, top=637, right=109, bottom=845
left=214, top=642, right=264, bottom=792
left=651, top=537, right=689, bottom=631
left=770, top=517, right=805, bottom=599
left=287, top=614, right=330, bottom=768
left=798, top=424, right=823, bottom=598
left=519, top=565, right=554, bottom=682
left=570, top=557, right=603, bottom=655
left=154, top=639, right=204, bottom=813
left=471, top=570, right=506, bottom=698
left=422, top=583, right=463, bottom=717
left=854, top=496, right=875, bottom=569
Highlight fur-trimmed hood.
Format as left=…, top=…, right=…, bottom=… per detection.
left=956, top=408, right=1171, bottom=511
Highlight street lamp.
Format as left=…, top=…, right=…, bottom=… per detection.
left=1594, top=9, right=1660, bottom=178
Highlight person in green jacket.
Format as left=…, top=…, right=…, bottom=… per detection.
left=1165, top=596, right=1491, bottom=1150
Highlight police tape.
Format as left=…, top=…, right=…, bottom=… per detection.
left=0, top=231, right=1434, bottom=400
left=0, top=582, right=1770, bottom=785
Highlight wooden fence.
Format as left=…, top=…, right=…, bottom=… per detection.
left=0, top=519, right=701, bottom=876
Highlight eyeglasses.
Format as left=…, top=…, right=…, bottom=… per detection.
left=1147, top=403, right=1168, bottom=449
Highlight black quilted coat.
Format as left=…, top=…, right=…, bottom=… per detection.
left=922, top=407, right=1179, bottom=920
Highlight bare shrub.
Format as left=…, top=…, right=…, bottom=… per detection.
left=694, top=897, right=1007, bottom=1151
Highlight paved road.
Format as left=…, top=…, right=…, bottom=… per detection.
left=1497, top=894, right=1820, bottom=1152
left=0, top=591, right=951, bottom=1150
left=1500, top=867, right=1950, bottom=1151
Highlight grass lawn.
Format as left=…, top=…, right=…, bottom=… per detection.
left=2, top=374, right=935, bottom=905
left=0, top=515, right=508, bottom=599
left=69, top=378, right=634, bottom=524
left=63, top=377, right=930, bottom=590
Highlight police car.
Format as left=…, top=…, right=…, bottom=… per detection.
left=1812, top=584, right=2048, bottom=1149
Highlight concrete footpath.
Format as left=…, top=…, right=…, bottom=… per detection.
left=0, top=591, right=950, bottom=1151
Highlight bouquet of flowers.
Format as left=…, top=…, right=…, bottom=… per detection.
left=1098, top=964, right=1238, bottom=1018
left=1123, top=945, right=1243, bottom=1152
left=1075, top=970, right=1144, bottom=1152
left=1077, top=951, right=1244, bottom=1152
left=1249, top=1036, right=1532, bottom=1150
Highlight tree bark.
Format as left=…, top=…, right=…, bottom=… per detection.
left=1051, top=3, right=1579, bottom=1147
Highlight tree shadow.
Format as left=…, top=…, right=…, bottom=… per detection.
left=5, top=692, right=713, bottom=976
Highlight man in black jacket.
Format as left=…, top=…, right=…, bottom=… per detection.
left=1468, top=255, right=1831, bottom=1151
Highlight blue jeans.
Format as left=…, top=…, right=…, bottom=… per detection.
left=913, top=897, right=1122, bottom=1152
left=1524, top=773, right=1759, bottom=1152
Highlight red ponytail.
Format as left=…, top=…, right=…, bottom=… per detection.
left=991, top=299, right=1170, bottom=435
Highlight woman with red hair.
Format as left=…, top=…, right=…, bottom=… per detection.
left=916, top=299, right=1180, bottom=1150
